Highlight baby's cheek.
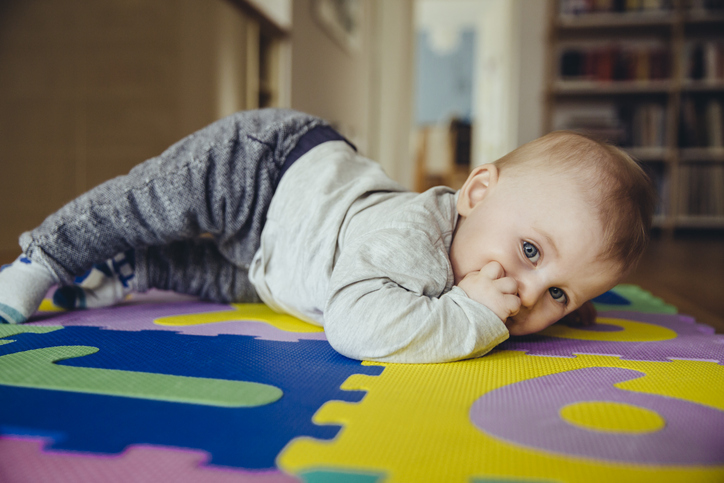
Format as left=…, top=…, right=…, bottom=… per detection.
left=509, top=306, right=561, bottom=336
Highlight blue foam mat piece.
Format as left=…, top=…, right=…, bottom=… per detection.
left=0, top=327, right=383, bottom=469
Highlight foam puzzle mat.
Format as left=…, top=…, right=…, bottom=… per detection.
left=0, top=284, right=722, bottom=482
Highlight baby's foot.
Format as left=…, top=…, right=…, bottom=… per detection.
left=0, top=255, right=56, bottom=324
left=53, top=250, right=137, bottom=309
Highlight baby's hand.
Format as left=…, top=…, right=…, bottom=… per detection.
left=458, top=261, right=520, bottom=321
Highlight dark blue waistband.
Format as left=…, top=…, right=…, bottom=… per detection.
left=278, top=125, right=356, bottom=183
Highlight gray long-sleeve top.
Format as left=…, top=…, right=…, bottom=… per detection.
left=248, top=141, right=509, bottom=363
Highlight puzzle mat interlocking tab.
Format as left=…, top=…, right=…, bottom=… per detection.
left=0, top=284, right=722, bottom=483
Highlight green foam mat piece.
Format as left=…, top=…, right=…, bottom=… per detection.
left=593, top=284, right=677, bottom=314
left=0, top=346, right=283, bottom=407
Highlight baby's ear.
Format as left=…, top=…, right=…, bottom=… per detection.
left=457, top=164, right=499, bottom=216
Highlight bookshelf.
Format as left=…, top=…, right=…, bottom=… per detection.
left=545, top=0, right=724, bottom=231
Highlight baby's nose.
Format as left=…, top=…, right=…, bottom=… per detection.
left=517, top=277, right=547, bottom=308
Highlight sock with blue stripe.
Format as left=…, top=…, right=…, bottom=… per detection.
left=0, top=255, right=56, bottom=324
left=53, top=250, right=137, bottom=309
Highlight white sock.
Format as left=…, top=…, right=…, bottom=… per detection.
left=0, top=255, right=56, bottom=324
left=53, top=250, right=136, bottom=309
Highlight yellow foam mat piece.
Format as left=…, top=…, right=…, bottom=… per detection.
left=154, top=303, right=323, bottom=333
left=37, top=299, right=64, bottom=312
left=541, top=317, right=678, bottom=342
left=560, top=401, right=665, bottom=433
left=277, top=352, right=724, bottom=483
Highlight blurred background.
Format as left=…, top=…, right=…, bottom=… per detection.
left=0, top=0, right=722, bottom=329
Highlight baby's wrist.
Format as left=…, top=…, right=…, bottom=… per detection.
left=454, top=285, right=501, bottom=319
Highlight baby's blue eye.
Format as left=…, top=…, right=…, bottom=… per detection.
left=522, top=241, right=540, bottom=263
left=549, top=287, right=567, bottom=303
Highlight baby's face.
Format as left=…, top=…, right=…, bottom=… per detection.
left=449, top=164, right=621, bottom=336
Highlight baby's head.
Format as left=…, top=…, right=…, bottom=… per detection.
left=449, top=130, right=656, bottom=336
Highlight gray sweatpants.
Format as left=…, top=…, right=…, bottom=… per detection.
left=20, top=109, right=327, bottom=303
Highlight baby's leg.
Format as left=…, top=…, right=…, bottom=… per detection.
left=53, top=239, right=258, bottom=308
left=20, top=109, right=323, bottom=283
left=0, top=256, right=55, bottom=323
left=0, top=248, right=135, bottom=323
left=137, top=239, right=260, bottom=303
left=53, top=250, right=137, bottom=310
left=3, top=109, right=321, bottom=321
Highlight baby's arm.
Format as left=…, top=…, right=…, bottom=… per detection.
left=324, top=227, right=509, bottom=364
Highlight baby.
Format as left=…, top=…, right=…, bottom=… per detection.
left=0, top=109, right=655, bottom=363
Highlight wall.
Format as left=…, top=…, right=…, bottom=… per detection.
left=290, top=0, right=372, bottom=153
left=0, top=0, right=256, bottom=258
left=0, top=0, right=418, bottom=260
left=482, top=0, right=547, bottom=152
left=367, top=0, right=416, bottom=187
left=289, top=0, right=415, bottom=187
left=514, top=0, right=547, bottom=147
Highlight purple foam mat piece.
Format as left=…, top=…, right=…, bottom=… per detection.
left=499, top=310, right=724, bottom=364
left=144, top=319, right=326, bottom=341
left=29, top=290, right=327, bottom=342
left=0, top=436, right=300, bottom=483
left=471, top=366, right=724, bottom=465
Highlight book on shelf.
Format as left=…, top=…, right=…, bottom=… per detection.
left=621, top=102, right=667, bottom=147
left=551, top=0, right=724, bottom=229
left=679, top=97, right=724, bottom=148
left=559, top=0, right=671, bottom=16
left=677, top=164, right=724, bottom=217
left=642, top=162, right=669, bottom=216
left=685, top=0, right=724, bottom=12
left=708, top=100, right=724, bottom=147
left=686, top=41, right=724, bottom=82
left=553, top=103, right=627, bottom=144
left=559, top=42, right=669, bottom=83
left=554, top=101, right=667, bottom=148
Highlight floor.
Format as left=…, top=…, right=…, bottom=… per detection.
left=2, top=233, right=723, bottom=332
left=623, top=232, right=724, bottom=333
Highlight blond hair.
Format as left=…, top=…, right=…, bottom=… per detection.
left=493, top=131, right=656, bottom=274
